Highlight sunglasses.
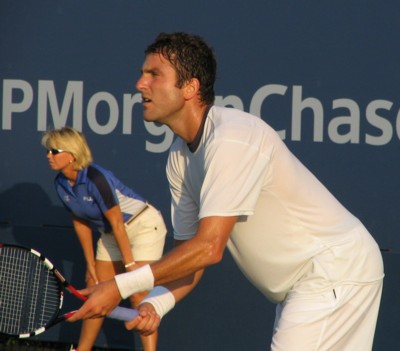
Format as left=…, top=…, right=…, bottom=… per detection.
left=47, top=148, right=66, bottom=155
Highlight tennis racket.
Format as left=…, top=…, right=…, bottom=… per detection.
left=0, top=243, right=138, bottom=338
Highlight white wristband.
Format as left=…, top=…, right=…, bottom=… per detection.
left=114, top=264, right=154, bottom=299
left=124, top=261, right=136, bottom=268
left=140, top=286, right=175, bottom=319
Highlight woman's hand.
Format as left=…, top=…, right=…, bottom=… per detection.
left=86, top=265, right=99, bottom=286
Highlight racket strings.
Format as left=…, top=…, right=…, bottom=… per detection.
left=0, top=247, right=61, bottom=336
left=0, top=247, right=28, bottom=334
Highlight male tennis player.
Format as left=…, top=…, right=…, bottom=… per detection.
left=70, top=32, right=384, bottom=350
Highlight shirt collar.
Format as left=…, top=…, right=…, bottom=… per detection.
left=187, top=104, right=212, bottom=153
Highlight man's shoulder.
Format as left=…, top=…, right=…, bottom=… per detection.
left=209, top=106, right=262, bottom=127
left=208, top=106, right=271, bottom=142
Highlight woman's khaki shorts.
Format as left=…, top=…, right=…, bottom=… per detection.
left=96, top=204, right=167, bottom=262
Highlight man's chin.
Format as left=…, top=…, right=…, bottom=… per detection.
left=143, top=113, right=158, bottom=123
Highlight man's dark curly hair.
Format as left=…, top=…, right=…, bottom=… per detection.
left=145, top=32, right=217, bottom=105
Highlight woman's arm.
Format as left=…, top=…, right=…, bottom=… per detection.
left=72, top=215, right=98, bottom=284
left=103, top=205, right=135, bottom=268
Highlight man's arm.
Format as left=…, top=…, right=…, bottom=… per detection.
left=68, top=215, right=238, bottom=321
left=160, top=241, right=205, bottom=303
left=124, top=263, right=205, bottom=335
left=153, top=215, right=237, bottom=285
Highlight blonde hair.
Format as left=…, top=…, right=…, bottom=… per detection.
left=41, top=127, right=93, bottom=170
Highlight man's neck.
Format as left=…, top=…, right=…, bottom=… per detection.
left=170, top=104, right=209, bottom=143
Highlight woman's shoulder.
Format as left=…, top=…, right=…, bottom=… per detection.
left=87, top=163, right=112, bottom=177
left=87, top=163, right=113, bottom=177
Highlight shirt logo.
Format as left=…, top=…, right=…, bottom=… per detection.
left=83, top=196, right=93, bottom=202
left=63, top=195, right=71, bottom=202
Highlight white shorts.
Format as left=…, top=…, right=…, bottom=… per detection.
left=96, top=204, right=167, bottom=262
left=271, top=280, right=383, bottom=351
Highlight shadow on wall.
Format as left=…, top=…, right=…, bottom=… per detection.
left=0, top=182, right=70, bottom=228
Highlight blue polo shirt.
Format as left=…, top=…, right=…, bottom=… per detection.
left=55, top=164, right=147, bottom=232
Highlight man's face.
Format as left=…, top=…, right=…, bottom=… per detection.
left=136, top=53, right=186, bottom=125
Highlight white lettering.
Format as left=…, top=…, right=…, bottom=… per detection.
left=1, top=79, right=399, bottom=150
left=38, top=80, right=83, bottom=131
left=292, top=85, right=324, bottom=142
left=87, top=92, right=119, bottom=135
left=215, top=95, right=244, bottom=110
left=144, top=121, right=174, bottom=153
left=250, top=84, right=288, bottom=139
left=328, top=98, right=360, bottom=144
left=365, top=100, right=393, bottom=145
left=122, top=93, right=142, bottom=134
left=397, top=108, right=400, bottom=141
left=2, top=79, right=33, bottom=129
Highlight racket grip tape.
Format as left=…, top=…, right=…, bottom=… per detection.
left=108, top=306, right=139, bottom=321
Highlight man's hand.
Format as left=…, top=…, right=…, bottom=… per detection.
left=67, top=278, right=122, bottom=322
left=124, top=302, right=161, bottom=336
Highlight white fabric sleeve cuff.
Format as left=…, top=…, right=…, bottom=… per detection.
left=140, top=286, right=175, bottom=319
left=114, top=264, right=154, bottom=299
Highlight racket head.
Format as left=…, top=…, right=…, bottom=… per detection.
left=0, top=243, right=64, bottom=338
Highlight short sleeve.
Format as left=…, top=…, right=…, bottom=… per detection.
left=167, top=142, right=200, bottom=240
left=199, top=138, right=270, bottom=218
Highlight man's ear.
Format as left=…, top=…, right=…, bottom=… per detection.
left=183, top=78, right=200, bottom=100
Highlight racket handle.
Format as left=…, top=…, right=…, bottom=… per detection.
left=108, top=306, right=139, bottom=321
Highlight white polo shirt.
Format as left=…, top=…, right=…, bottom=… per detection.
left=167, top=106, right=383, bottom=303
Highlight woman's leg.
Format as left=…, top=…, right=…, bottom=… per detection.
left=76, top=260, right=118, bottom=351
left=129, top=260, right=159, bottom=351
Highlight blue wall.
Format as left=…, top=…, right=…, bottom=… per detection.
left=1, top=1, right=399, bottom=350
